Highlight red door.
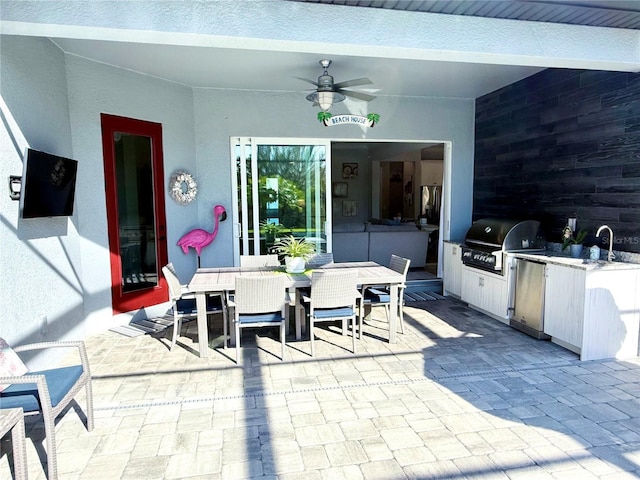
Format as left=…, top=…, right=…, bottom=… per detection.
left=101, top=114, right=169, bottom=313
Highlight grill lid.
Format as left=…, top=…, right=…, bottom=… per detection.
left=464, top=218, right=545, bottom=251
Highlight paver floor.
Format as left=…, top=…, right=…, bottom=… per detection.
left=3, top=296, right=640, bottom=479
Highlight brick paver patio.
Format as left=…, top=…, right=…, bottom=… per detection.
left=3, top=296, right=640, bottom=479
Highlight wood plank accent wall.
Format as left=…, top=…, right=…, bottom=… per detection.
left=475, top=69, right=640, bottom=253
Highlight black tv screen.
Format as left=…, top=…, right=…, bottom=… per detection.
left=21, top=148, right=78, bottom=218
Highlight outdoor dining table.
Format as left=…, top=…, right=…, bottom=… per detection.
left=187, top=261, right=404, bottom=358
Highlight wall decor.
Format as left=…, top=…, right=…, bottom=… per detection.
left=317, top=112, right=381, bottom=127
left=342, top=162, right=358, bottom=179
left=332, top=182, right=348, bottom=198
left=169, top=170, right=198, bottom=205
left=342, top=200, right=357, bottom=217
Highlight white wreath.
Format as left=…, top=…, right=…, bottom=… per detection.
left=169, top=170, right=198, bottom=205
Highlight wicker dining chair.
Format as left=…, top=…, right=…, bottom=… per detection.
left=360, top=254, right=411, bottom=335
left=228, top=274, right=289, bottom=362
left=0, top=340, right=94, bottom=480
left=298, top=269, right=361, bottom=357
left=239, top=254, right=281, bottom=268
left=162, top=263, right=228, bottom=350
left=306, top=252, right=334, bottom=269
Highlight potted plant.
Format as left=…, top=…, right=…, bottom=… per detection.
left=273, top=235, right=315, bottom=273
left=260, top=220, right=284, bottom=244
left=562, top=225, right=587, bottom=258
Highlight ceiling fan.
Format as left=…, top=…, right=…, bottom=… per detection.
left=297, top=59, right=376, bottom=111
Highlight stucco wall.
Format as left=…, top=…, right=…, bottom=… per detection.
left=193, top=89, right=474, bottom=264
left=0, top=36, right=82, bottom=368
left=2, top=35, right=475, bottom=340
left=65, top=55, right=197, bottom=333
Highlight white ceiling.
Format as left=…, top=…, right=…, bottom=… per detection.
left=51, top=37, right=544, bottom=100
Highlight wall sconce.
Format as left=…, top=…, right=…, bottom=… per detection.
left=8, top=176, right=21, bottom=200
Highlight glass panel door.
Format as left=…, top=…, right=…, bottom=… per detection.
left=231, top=138, right=331, bottom=264
left=115, top=133, right=158, bottom=293
left=102, top=114, right=168, bottom=313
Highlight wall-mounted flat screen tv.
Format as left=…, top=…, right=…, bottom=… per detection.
left=21, top=148, right=78, bottom=218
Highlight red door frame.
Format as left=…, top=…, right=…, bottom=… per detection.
left=101, top=114, right=169, bottom=314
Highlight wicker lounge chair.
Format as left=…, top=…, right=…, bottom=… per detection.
left=0, top=341, right=94, bottom=480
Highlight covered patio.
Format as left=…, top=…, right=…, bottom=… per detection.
left=5, top=297, right=640, bottom=479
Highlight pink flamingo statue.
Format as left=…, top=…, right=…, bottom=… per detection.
left=177, top=204, right=227, bottom=267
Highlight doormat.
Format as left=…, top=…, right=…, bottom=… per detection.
left=109, top=316, right=173, bottom=337
left=403, top=290, right=445, bottom=302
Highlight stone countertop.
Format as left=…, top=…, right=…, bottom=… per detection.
left=513, top=252, right=640, bottom=271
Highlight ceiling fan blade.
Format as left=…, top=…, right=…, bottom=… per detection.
left=294, top=76, right=319, bottom=87
left=339, top=89, right=377, bottom=102
left=334, top=78, right=373, bottom=89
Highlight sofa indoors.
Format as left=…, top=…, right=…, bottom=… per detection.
left=332, top=222, right=429, bottom=267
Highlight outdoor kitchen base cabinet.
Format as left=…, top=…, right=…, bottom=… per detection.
left=461, top=266, right=509, bottom=323
left=543, top=262, right=640, bottom=361
left=543, top=264, right=584, bottom=351
left=443, top=242, right=462, bottom=297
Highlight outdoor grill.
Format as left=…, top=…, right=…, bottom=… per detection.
left=461, top=218, right=546, bottom=275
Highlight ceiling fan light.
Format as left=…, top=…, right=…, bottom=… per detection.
left=317, top=91, right=334, bottom=111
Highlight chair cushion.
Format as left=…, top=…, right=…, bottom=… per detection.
left=0, top=365, right=84, bottom=412
left=206, top=295, right=224, bottom=312
left=238, top=312, right=282, bottom=324
left=0, top=338, right=28, bottom=392
left=175, top=298, right=197, bottom=315
left=176, top=296, right=223, bottom=315
left=312, top=307, right=355, bottom=319
left=364, top=288, right=391, bottom=304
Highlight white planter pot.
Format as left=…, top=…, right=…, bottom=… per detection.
left=285, top=256, right=306, bottom=273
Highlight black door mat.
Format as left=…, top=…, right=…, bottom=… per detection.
left=404, top=290, right=445, bottom=302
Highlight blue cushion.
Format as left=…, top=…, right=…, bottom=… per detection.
left=365, top=288, right=391, bottom=303
left=313, top=307, right=354, bottom=319
left=0, top=365, right=84, bottom=412
left=175, top=298, right=197, bottom=314
left=176, top=295, right=223, bottom=315
left=206, top=295, right=224, bottom=312
left=238, top=312, right=282, bottom=324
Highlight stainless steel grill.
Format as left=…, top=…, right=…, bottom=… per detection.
left=461, top=218, right=545, bottom=274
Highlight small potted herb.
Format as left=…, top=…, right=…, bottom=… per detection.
left=273, top=235, right=315, bottom=273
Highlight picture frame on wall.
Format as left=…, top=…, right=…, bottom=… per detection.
left=333, top=182, right=348, bottom=198
left=342, top=200, right=357, bottom=217
left=342, top=162, right=358, bottom=179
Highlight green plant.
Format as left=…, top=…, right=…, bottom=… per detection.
left=562, top=226, right=587, bottom=250
left=260, top=220, right=284, bottom=237
left=273, top=235, right=315, bottom=259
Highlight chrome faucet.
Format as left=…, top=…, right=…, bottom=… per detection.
left=596, top=225, right=615, bottom=262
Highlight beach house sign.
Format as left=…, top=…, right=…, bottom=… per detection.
left=317, top=112, right=380, bottom=127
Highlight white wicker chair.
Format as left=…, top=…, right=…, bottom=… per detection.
left=229, top=274, right=289, bottom=362
left=239, top=254, right=281, bottom=268
left=306, top=252, right=334, bottom=269
left=360, top=254, right=411, bottom=335
left=299, top=269, right=361, bottom=357
left=162, top=263, right=228, bottom=350
left=0, top=341, right=94, bottom=480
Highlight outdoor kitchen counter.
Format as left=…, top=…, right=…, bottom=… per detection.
left=513, top=251, right=640, bottom=361
left=513, top=252, right=640, bottom=271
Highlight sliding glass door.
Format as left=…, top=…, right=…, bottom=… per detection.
left=231, top=138, right=331, bottom=263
